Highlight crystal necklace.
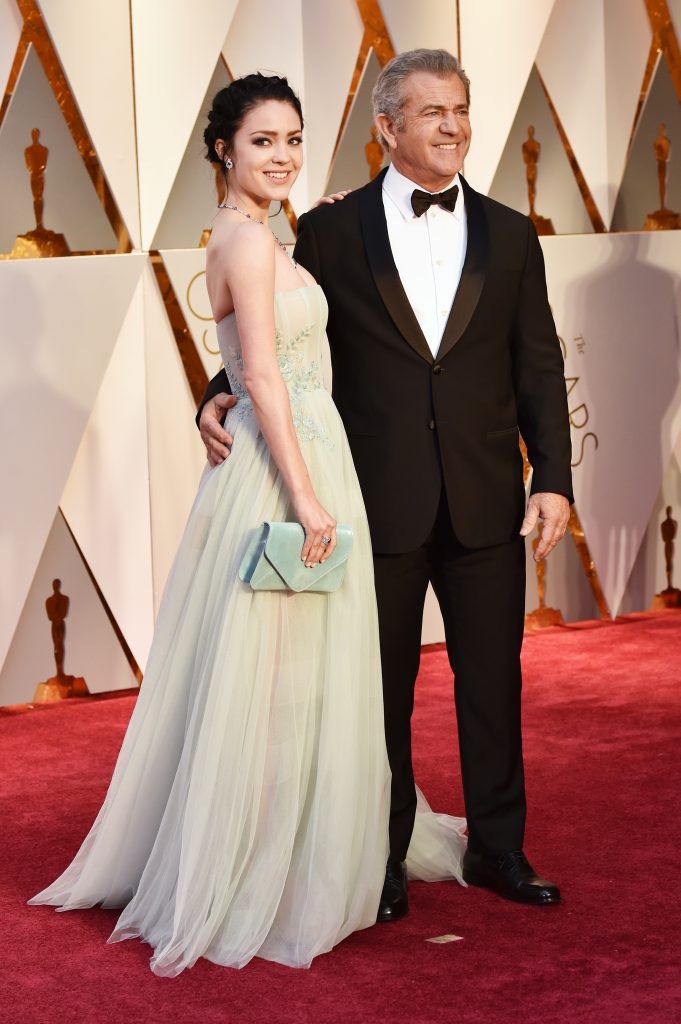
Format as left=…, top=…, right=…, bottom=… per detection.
left=217, top=200, right=296, bottom=266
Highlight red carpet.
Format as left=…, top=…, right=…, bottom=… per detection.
left=2, top=612, right=680, bottom=1024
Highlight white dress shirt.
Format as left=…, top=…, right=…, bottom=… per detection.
left=382, top=163, right=468, bottom=358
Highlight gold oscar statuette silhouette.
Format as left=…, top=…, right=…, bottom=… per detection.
left=644, top=123, right=681, bottom=230
left=11, top=128, right=71, bottom=258
left=33, top=579, right=89, bottom=703
left=524, top=523, right=565, bottom=629
left=522, top=126, right=554, bottom=236
left=365, top=125, right=385, bottom=180
left=651, top=507, right=681, bottom=610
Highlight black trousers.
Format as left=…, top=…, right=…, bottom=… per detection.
left=373, top=492, right=527, bottom=862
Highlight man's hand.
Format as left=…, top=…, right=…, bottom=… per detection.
left=520, top=492, right=570, bottom=560
left=313, top=189, right=351, bottom=208
left=199, top=393, right=236, bottom=467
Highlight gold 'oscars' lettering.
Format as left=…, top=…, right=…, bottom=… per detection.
left=553, top=319, right=599, bottom=470
left=186, top=270, right=212, bottom=321
left=202, top=329, right=220, bottom=356
left=569, top=403, right=589, bottom=429
left=571, top=431, right=598, bottom=468
left=186, top=270, right=221, bottom=355
left=560, top=340, right=598, bottom=469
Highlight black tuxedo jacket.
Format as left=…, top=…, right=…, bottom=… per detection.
left=198, top=170, right=573, bottom=553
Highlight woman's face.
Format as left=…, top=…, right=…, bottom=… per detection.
left=227, top=99, right=303, bottom=203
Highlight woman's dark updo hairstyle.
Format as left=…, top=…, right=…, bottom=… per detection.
left=204, top=73, right=304, bottom=166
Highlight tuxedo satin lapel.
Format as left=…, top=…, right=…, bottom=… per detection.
left=436, top=176, right=489, bottom=363
left=359, top=171, right=433, bottom=365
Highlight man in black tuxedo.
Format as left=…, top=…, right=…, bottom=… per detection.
left=197, top=49, right=573, bottom=918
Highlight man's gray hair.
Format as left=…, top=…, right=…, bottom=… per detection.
left=371, top=49, right=470, bottom=149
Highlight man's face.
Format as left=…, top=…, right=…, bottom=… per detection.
left=379, top=71, right=472, bottom=190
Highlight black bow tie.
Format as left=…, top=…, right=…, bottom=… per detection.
left=411, top=184, right=459, bottom=217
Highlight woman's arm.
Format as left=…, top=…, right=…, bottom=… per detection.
left=226, top=223, right=336, bottom=566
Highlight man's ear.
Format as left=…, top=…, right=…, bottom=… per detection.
left=374, top=115, right=397, bottom=151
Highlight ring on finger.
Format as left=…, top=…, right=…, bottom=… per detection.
left=321, top=535, right=332, bottom=546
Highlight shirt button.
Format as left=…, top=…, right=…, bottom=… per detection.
left=433, top=364, right=442, bottom=375
left=440, top=309, right=448, bottom=317
left=435, top=258, right=445, bottom=266
left=428, top=419, right=436, bottom=430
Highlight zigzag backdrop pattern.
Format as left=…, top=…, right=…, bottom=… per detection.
left=1, top=0, right=680, bottom=703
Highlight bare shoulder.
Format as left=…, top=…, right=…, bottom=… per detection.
left=209, top=217, right=275, bottom=273
left=232, top=222, right=276, bottom=284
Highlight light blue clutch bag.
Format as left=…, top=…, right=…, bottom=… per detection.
left=239, top=522, right=354, bottom=593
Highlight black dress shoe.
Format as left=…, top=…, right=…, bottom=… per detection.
left=377, top=860, right=408, bottom=922
left=463, top=848, right=561, bottom=905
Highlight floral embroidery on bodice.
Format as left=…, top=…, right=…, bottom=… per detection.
left=215, top=284, right=332, bottom=447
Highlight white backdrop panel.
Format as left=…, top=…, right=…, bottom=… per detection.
left=131, top=0, right=240, bottom=250
left=60, top=275, right=154, bottom=671
left=458, top=0, right=557, bottom=193
left=542, top=231, right=681, bottom=617
left=536, top=0, right=610, bottom=226
left=300, top=0, right=363, bottom=207
left=380, top=0, right=458, bottom=57
left=422, top=585, right=444, bottom=646
left=327, top=49, right=385, bottom=195
left=0, top=253, right=145, bottom=670
left=143, top=262, right=206, bottom=613
left=603, top=0, right=652, bottom=226
left=537, top=0, right=609, bottom=224
left=537, top=0, right=651, bottom=228
left=38, top=0, right=141, bottom=248
left=0, top=510, right=138, bottom=706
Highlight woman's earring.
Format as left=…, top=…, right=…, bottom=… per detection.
left=225, top=158, right=233, bottom=170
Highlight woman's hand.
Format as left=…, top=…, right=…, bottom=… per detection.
left=292, top=494, right=337, bottom=567
left=313, top=189, right=351, bottom=208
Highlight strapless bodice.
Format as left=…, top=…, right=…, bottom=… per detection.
left=215, top=283, right=332, bottom=445
left=216, top=284, right=328, bottom=404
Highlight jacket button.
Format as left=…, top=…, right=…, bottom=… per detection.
left=428, top=419, right=435, bottom=430
left=433, top=364, right=442, bottom=375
